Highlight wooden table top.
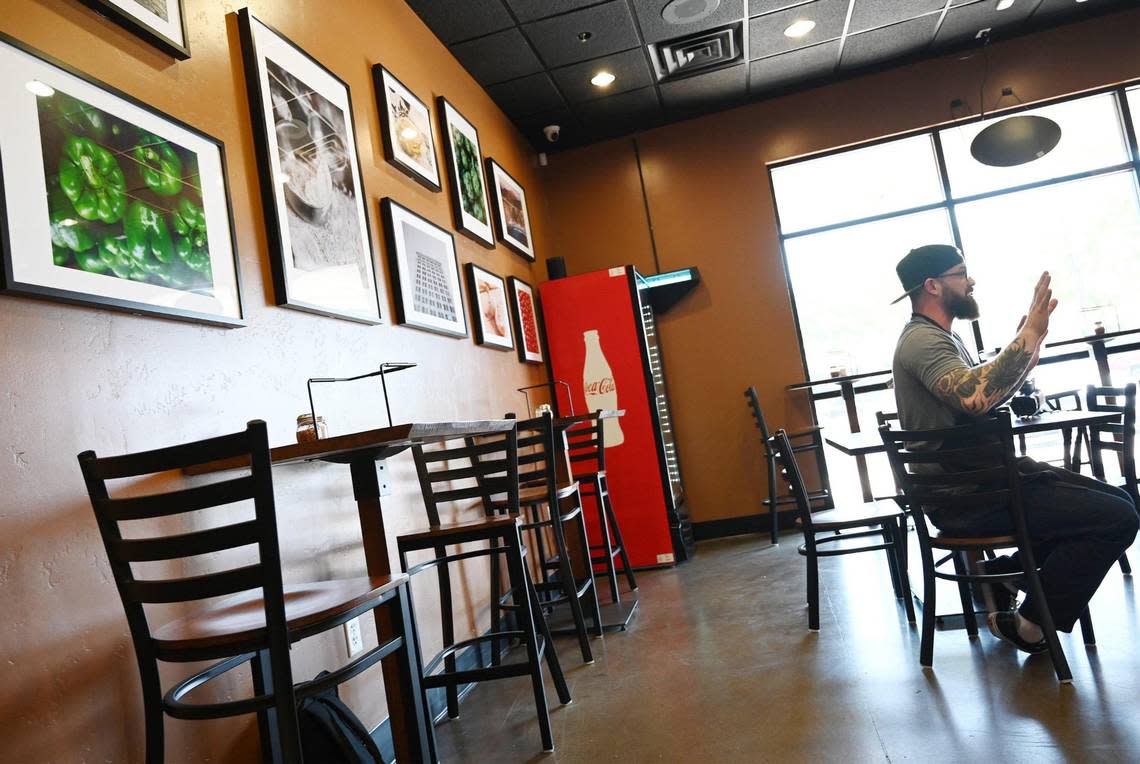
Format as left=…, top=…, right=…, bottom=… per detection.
left=824, top=409, right=1122, bottom=456
left=185, top=419, right=516, bottom=474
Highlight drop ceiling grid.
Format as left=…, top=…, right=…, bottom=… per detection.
left=403, top=0, right=1132, bottom=150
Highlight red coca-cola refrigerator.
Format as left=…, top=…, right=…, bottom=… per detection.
left=539, top=265, right=694, bottom=567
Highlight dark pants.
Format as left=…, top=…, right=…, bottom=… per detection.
left=933, top=461, right=1138, bottom=632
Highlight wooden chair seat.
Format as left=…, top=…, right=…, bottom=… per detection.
left=929, top=530, right=1016, bottom=549
left=796, top=501, right=905, bottom=531
left=765, top=488, right=829, bottom=507
left=151, top=576, right=407, bottom=653
left=399, top=514, right=521, bottom=545
left=490, top=481, right=578, bottom=509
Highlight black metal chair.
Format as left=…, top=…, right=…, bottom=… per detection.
left=78, top=420, right=432, bottom=763
left=1016, top=389, right=1091, bottom=470
left=770, top=429, right=914, bottom=632
left=879, top=412, right=1090, bottom=683
left=485, top=412, right=603, bottom=663
left=746, top=386, right=833, bottom=544
left=562, top=410, right=638, bottom=602
left=1086, top=383, right=1137, bottom=575
left=398, top=423, right=570, bottom=755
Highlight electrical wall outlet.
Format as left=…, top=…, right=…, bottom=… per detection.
left=344, top=617, right=364, bottom=656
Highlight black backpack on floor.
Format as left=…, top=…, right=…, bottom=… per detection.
left=296, top=672, right=384, bottom=764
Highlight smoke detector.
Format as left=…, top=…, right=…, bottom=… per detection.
left=661, top=0, right=721, bottom=25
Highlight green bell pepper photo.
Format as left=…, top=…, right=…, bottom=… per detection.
left=133, top=134, right=183, bottom=197
left=59, top=135, right=127, bottom=224
left=124, top=201, right=175, bottom=266
left=170, top=197, right=211, bottom=274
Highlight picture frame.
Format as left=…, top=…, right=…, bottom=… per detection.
left=465, top=263, right=514, bottom=351
left=380, top=197, right=467, bottom=338
left=507, top=277, right=544, bottom=363
left=372, top=64, right=440, bottom=192
left=0, top=32, right=244, bottom=327
left=486, top=158, right=535, bottom=261
left=77, top=0, right=191, bottom=59
left=238, top=9, right=382, bottom=324
left=437, top=97, right=494, bottom=248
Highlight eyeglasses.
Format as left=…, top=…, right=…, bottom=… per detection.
left=936, top=269, right=970, bottom=280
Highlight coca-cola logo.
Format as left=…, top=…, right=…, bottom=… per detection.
left=584, top=377, right=615, bottom=396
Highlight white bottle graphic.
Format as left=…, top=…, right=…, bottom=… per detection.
left=582, top=330, right=624, bottom=447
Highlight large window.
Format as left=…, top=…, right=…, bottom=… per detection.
left=772, top=83, right=1140, bottom=378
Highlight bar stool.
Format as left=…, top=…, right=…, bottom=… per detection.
left=1086, top=383, right=1136, bottom=574
left=562, top=410, right=638, bottom=602
left=397, top=423, right=571, bottom=755
left=78, top=420, right=432, bottom=763
left=486, top=412, right=603, bottom=663
left=745, top=386, right=834, bottom=544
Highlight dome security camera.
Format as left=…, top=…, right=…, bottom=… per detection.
left=543, top=125, right=560, bottom=143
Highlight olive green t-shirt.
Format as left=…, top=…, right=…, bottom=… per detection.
left=892, top=313, right=977, bottom=438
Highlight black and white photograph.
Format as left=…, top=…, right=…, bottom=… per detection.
left=438, top=97, right=494, bottom=248
left=238, top=10, right=382, bottom=324
left=487, top=158, right=535, bottom=260
left=372, top=64, right=440, bottom=191
left=465, top=263, right=513, bottom=350
left=380, top=197, right=467, bottom=338
left=78, top=0, right=190, bottom=59
left=0, top=32, right=243, bottom=326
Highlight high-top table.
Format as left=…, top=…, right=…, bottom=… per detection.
left=187, top=419, right=514, bottom=761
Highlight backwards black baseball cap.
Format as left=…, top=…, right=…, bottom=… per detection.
left=891, top=244, right=964, bottom=304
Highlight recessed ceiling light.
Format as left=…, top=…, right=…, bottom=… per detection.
left=25, top=80, right=54, bottom=97
left=578, top=31, right=592, bottom=42
left=996, top=0, right=1015, bottom=9
left=783, top=19, right=816, bottom=38
left=661, top=0, right=721, bottom=25
left=591, top=71, right=616, bottom=88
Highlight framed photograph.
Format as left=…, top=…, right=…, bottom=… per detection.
left=78, top=0, right=190, bottom=59
left=437, top=97, right=494, bottom=248
left=372, top=65, right=440, bottom=192
left=380, top=198, right=467, bottom=338
left=465, top=264, right=513, bottom=351
left=0, top=33, right=243, bottom=326
left=508, top=277, right=543, bottom=363
left=238, top=10, right=382, bottom=324
left=486, top=159, right=534, bottom=261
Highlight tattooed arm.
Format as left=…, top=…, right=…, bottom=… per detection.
left=930, top=272, right=1056, bottom=416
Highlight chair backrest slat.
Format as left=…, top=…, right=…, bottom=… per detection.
left=430, top=460, right=511, bottom=484
left=418, top=437, right=507, bottom=463
left=88, top=431, right=253, bottom=480
left=125, top=564, right=264, bottom=604
left=744, top=386, right=771, bottom=440
left=768, top=430, right=817, bottom=533
left=412, top=423, right=519, bottom=525
left=114, top=519, right=261, bottom=562
left=564, top=411, right=607, bottom=475
left=97, top=475, right=256, bottom=521
left=1086, top=383, right=1137, bottom=494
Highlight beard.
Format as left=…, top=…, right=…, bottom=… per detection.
left=947, top=292, right=980, bottom=320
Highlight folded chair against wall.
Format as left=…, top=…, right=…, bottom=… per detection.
left=398, top=424, right=571, bottom=756
left=1086, top=383, right=1137, bottom=575
left=745, top=386, right=834, bottom=544
left=770, top=429, right=914, bottom=632
left=879, top=413, right=1092, bottom=683
left=79, top=420, right=433, bottom=763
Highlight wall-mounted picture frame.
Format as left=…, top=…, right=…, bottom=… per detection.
left=465, top=263, right=513, bottom=350
left=380, top=198, right=467, bottom=338
left=486, top=158, right=534, bottom=261
left=437, top=97, right=494, bottom=248
left=0, top=32, right=244, bottom=327
left=372, top=64, right=440, bottom=192
left=78, top=0, right=190, bottom=59
left=238, top=9, right=382, bottom=325
left=507, top=276, right=543, bottom=363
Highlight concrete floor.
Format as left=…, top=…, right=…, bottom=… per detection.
left=432, top=533, right=1140, bottom=763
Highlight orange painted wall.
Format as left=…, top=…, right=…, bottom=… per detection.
left=541, top=9, right=1140, bottom=526
left=0, top=1, right=551, bottom=761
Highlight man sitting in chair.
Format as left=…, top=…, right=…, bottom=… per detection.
left=890, top=244, right=1137, bottom=654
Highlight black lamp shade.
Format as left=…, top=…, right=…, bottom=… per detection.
left=970, top=114, right=1062, bottom=167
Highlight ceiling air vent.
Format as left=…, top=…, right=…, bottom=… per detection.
left=648, top=22, right=743, bottom=83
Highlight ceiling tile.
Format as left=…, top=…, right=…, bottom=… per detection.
left=631, top=0, right=746, bottom=44
left=515, top=106, right=583, bottom=149
left=840, top=14, right=940, bottom=69
left=660, top=63, right=748, bottom=113
left=551, top=48, right=655, bottom=103
left=750, top=0, right=819, bottom=15
left=522, top=1, right=642, bottom=67
left=749, top=39, right=840, bottom=93
left=849, top=0, right=947, bottom=34
left=748, top=0, right=849, bottom=59
left=1031, top=0, right=1130, bottom=21
left=405, top=0, right=514, bottom=44
left=487, top=73, right=567, bottom=116
left=933, top=0, right=1036, bottom=49
left=575, top=85, right=664, bottom=135
left=504, top=0, right=602, bottom=23
left=450, top=27, right=545, bottom=85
